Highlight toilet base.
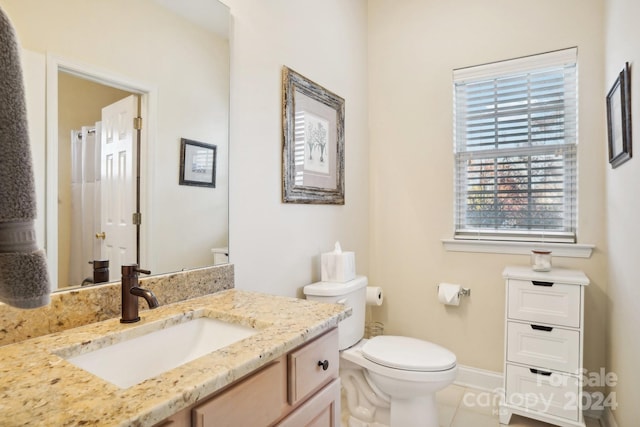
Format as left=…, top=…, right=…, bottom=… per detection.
left=341, top=362, right=446, bottom=427
left=341, top=367, right=390, bottom=426
left=390, top=394, right=438, bottom=427
left=340, top=339, right=456, bottom=427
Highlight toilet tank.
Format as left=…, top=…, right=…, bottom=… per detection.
left=303, top=276, right=367, bottom=350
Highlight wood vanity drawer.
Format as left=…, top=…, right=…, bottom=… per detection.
left=192, top=356, right=287, bottom=427
left=288, top=328, right=339, bottom=406
left=277, top=378, right=341, bottom=427
left=505, top=363, right=580, bottom=422
left=507, top=279, right=581, bottom=328
left=506, top=321, right=580, bottom=374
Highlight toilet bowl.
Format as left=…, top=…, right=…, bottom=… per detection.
left=304, top=276, right=457, bottom=427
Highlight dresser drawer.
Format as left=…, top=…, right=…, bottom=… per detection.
left=505, top=364, right=580, bottom=422
left=507, top=321, right=580, bottom=374
left=507, top=279, right=581, bottom=328
left=288, top=328, right=339, bottom=406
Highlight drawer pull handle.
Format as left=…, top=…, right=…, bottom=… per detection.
left=318, top=360, right=329, bottom=371
left=529, top=368, right=552, bottom=376
left=531, top=280, right=554, bottom=287
left=531, top=324, right=553, bottom=332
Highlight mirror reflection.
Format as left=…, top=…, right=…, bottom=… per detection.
left=2, top=0, right=230, bottom=290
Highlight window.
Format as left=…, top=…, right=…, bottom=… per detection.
left=453, top=48, right=577, bottom=243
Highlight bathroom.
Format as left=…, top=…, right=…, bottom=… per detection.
left=0, top=0, right=636, bottom=426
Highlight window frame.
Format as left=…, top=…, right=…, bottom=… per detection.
left=452, top=48, right=578, bottom=244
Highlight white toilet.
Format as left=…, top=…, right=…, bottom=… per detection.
left=304, top=276, right=457, bottom=427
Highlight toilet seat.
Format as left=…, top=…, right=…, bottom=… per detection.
left=342, top=339, right=458, bottom=384
left=362, top=336, right=456, bottom=372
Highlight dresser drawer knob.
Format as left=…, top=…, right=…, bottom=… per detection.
left=531, top=324, right=553, bottom=332
left=318, top=360, right=329, bottom=371
left=529, top=368, right=552, bottom=376
left=531, top=280, right=554, bottom=287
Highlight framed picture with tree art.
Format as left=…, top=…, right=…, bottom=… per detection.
left=282, top=66, right=345, bottom=204
left=606, top=62, right=632, bottom=168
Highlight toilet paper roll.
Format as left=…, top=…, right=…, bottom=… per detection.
left=366, top=286, right=384, bottom=306
left=438, top=283, right=461, bottom=306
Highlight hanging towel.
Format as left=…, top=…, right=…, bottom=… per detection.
left=0, top=6, right=50, bottom=308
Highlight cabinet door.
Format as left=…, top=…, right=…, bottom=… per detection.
left=153, top=406, right=190, bottom=427
left=193, top=356, right=287, bottom=427
left=277, top=379, right=341, bottom=427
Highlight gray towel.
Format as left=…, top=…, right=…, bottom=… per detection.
left=0, top=6, right=50, bottom=309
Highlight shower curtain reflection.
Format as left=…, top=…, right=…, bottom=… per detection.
left=69, top=124, right=103, bottom=286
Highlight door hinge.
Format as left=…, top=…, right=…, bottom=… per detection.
left=133, top=117, right=142, bottom=130
left=132, top=212, right=142, bottom=225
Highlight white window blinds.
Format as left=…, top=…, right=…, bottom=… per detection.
left=453, top=48, right=578, bottom=243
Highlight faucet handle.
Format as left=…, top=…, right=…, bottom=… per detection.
left=121, top=264, right=151, bottom=277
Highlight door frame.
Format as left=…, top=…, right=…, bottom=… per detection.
left=45, top=54, right=157, bottom=290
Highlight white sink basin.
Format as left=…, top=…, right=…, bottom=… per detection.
left=63, top=317, right=258, bottom=389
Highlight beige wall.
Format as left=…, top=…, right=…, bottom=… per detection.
left=225, top=0, right=370, bottom=296
left=604, top=0, right=640, bottom=424
left=367, top=0, right=607, bottom=378
left=225, top=0, right=611, bottom=389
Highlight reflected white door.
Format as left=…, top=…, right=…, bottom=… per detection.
left=92, top=122, right=103, bottom=262
left=100, top=95, right=138, bottom=276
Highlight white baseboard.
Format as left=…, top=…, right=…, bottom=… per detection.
left=454, top=364, right=503, bottom=392
left=583, top=404, right=604, bottom=424
left=600, top=408, right=618, bottom=427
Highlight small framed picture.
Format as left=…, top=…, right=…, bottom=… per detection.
left=179, top=138, right=216, bottom=188
left=606, top=62, right=632, bottom=168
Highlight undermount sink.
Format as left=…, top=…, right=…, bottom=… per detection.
left=61, top=316, right=258, bottom=389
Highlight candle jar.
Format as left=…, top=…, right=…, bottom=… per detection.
left=531, top=250, right=552, bottom=272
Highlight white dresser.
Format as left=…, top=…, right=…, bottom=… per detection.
left=500, top=266, right=589, bottom=427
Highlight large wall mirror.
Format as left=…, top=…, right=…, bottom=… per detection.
left=2, top=0, right=230, bottom=291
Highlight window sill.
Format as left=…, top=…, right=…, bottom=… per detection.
left=441, top=239, right=594, bottom=258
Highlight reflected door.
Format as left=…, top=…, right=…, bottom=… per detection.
left=100, top=95, right=138, bottom=276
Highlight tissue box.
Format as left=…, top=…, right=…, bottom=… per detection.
left=321, top=251, right=356, bottom=283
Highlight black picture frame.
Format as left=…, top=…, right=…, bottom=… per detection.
left=282, top=66, right=345, bottom=204
left=606, top=62, right=632, bottom=168
left=179, top=138, right=217, bottom=188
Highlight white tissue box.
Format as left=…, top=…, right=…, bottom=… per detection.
left=321, top=251, right=356, bottom=283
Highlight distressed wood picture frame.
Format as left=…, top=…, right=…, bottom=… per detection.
left=282, top=66, right=345, bottom=204
left=606, top=62, right=632, bottom=169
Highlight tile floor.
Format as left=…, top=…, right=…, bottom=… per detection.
left=341, top=383, right=602, bottom=427
left=435, top=384, right=601, bottom=427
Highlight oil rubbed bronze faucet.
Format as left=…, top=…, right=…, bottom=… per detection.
left=120, top=264, right=159, bottom=323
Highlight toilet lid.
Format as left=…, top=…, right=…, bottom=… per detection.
left=361, top=336, right=456, bottom=372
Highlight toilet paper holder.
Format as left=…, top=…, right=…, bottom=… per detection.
left=436, top=284, right=471, bottom=298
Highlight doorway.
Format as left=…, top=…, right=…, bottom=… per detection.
left=46, top=55, right=155, bottom=290
left=58, top=73, right=137, bottom=287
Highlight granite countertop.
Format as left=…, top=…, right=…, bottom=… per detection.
left=0, top=289, right=350, bottom=426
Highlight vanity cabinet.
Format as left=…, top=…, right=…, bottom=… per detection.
left=500, top=266, right=589, bottom=427
left=156, top=327, right=340, bottom=427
